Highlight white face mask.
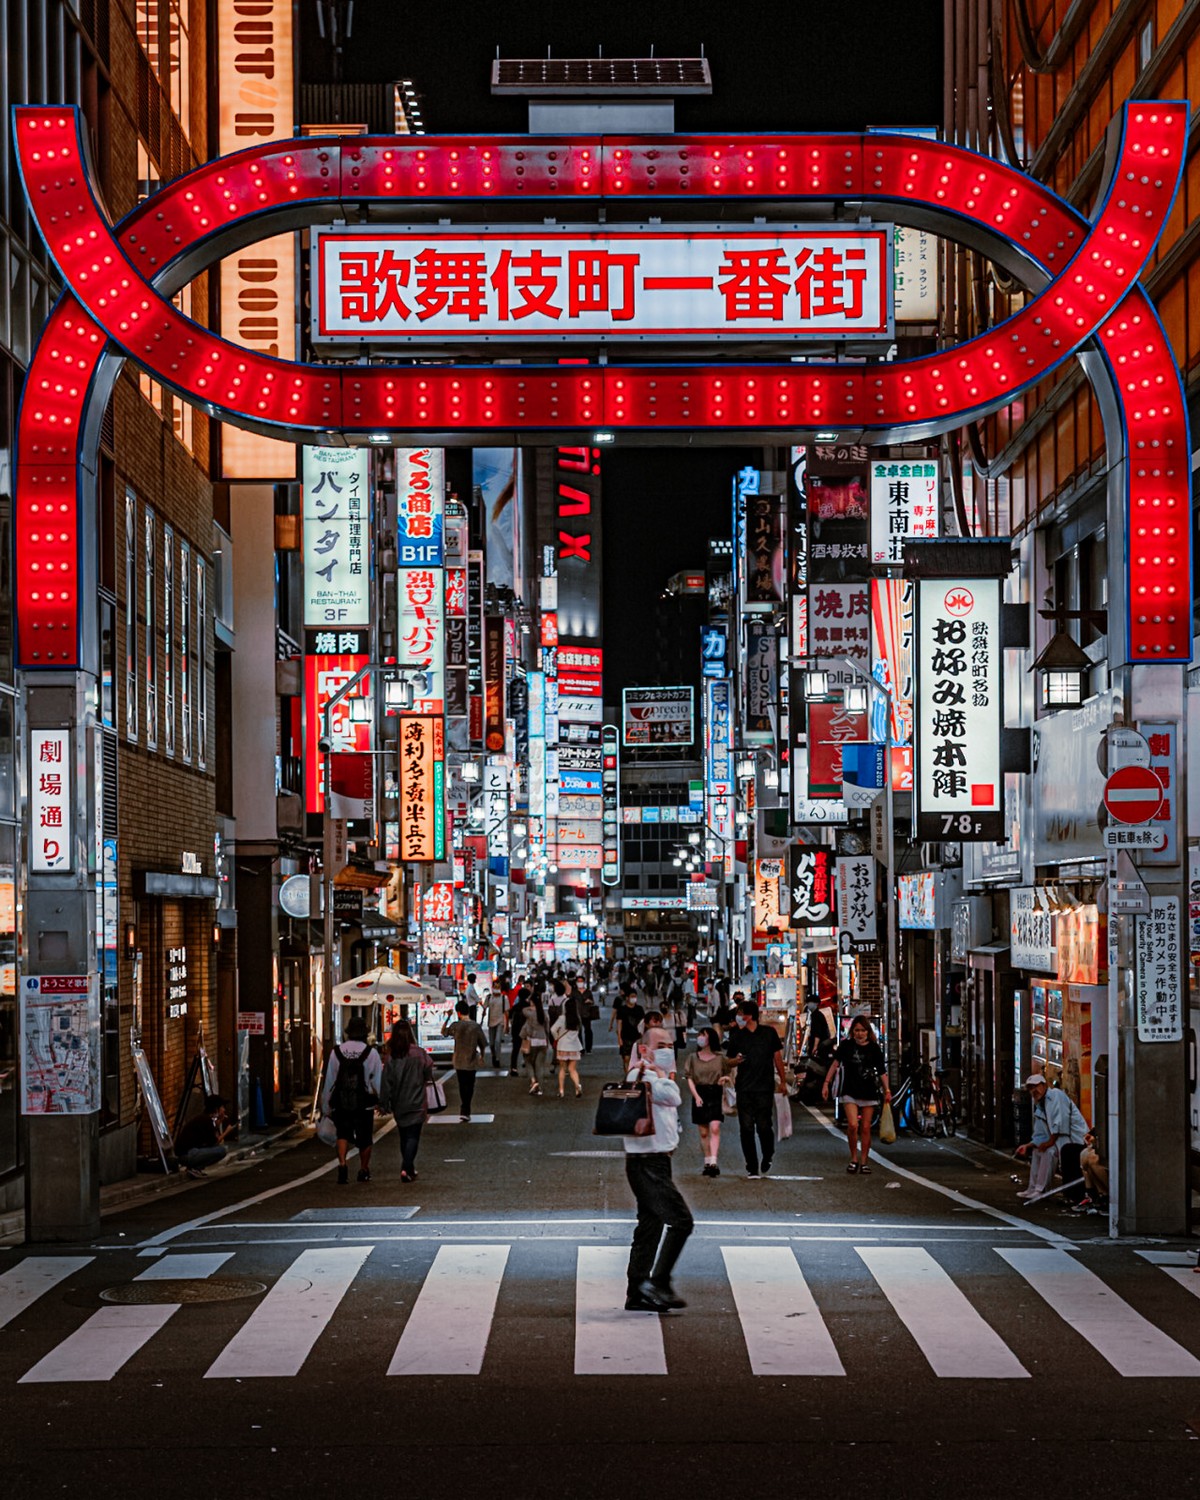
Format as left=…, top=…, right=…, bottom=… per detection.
left=736, top=1014, right=748, bottom=1027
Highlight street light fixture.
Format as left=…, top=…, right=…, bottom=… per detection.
left=804, top=668, right=829, bottom=698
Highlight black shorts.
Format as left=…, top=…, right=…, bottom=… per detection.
left=332, top=1108, right=375, bottom=1150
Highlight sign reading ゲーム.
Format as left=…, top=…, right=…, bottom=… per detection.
left=312, top=227, right=892, bottom=342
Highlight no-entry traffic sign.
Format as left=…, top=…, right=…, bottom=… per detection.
left=1103, top=765, right=1164, bottom=825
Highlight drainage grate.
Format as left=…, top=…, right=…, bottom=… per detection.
left=99, top=1277, right=266, bottom=1306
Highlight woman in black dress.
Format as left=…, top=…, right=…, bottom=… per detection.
left=822, top=1016, right=891, bottom=1174
left=683, top=1028, right=728, bottom=1177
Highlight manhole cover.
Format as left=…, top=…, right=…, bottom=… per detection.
left=99, top=1277, right=266, bottom=1305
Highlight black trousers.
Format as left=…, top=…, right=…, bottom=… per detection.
left=624, top=1152, right=694, bottom=1293
left=456, top=1068, right=478, bottom=1116
left=582, top=1018, right=594, bottom=1052
left=397, top=1122, right=423, bottom=1175
left=737, top=1089, right=775, bottom=1172
left=1058, top=1141, right=1086, bottom=1203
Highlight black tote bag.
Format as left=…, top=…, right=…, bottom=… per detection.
left=593, top=1074, right=656, bottom=1137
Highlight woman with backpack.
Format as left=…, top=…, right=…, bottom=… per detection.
left=321, top=1015, right=383, bottom=1185
left=378, top=1019, right=436, bottom=1183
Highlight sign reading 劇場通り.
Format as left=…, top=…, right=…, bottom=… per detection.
left=312, top=228, right=893, bottom=342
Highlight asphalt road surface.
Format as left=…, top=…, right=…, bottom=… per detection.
left=3, top=1035, right=1199, bottom=1499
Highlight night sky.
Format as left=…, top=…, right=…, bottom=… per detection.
left=302, top=1, right=944, bottom=690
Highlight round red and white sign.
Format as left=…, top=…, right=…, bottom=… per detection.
left=1102, top=765, right=1164, bottom=825
left=943, top=586, right=975, bottom=617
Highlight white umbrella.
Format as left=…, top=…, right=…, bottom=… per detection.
left=332, top=967, right=444, bottom=1005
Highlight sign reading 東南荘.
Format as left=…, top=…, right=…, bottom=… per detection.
left=915, top=578, right=1002, bottom=841
left=870, top=461, right=939, bottom=566
left=312, top=227, right=893, bottom=342
left=302, top=447, right=370, bottom=628
left=1134, top=895, right=1183, bottom=1042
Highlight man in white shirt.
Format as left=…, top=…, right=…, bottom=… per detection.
left=464, top=972, right=482, bottom=1020
left=622, top=1041, right=695, bottom=1313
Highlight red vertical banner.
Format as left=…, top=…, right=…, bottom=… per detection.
left=304, top=653, right=370, bottom=814
left=806, top=700, right=868, bottom=799
left=484, top=614, right=506, bottom=753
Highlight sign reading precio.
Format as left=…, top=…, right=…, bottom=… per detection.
left=624, top=686, right=694, bottom=746
left=312, top=227, right=893, bottom=342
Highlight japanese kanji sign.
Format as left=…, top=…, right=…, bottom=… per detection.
left=743, top=491, right=785, bottom=609
left=915, top=578, right=1003, bottom=840
left=808, top=468, right=870, bottom=582
left=836, top=856, right=877, bottom=943
left=399, top=715, right=445, bottom=863
left=808, top=582, right=871, bottom=666
left=31, top=730, right=71, bottom=873
left=787, top=846, right=834, bottom=928
left=1134, top=895, right=1183, bottom=1042
left=704, top=679, right=733, bottom=798
left=753, top=859, right=788, bottom=948
left=398, top=562, right=445, bottom=715
left=807, top=700, right=868, bottom=801
left=870, top=460, right=939, bottom=565
left=396, top=447, right=444, bottom=566
left=312, top=227, right=892, bottom=342
left=302, top=446, right=370, bottom=627
left=303, top=653, right=370, bottom=814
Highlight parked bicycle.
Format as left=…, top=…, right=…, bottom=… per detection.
left=892, top=1058, right=958, bottom=1138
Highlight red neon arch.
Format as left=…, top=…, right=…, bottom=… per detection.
left=12, top=106, right=1191, bottom=668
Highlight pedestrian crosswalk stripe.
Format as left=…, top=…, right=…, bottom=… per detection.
left=204, top=1245, right=372, bottom=1379
left=857, top=1246, right=1028, bottom=1379
left=9, top=1243, right=1200, bottom=1384
left=999, top=1248, right=1200, bottom=1377
left=1136, top=1249, right=1200, bottom=1302
left=574, top=1246, right=667, bottom=1376
left=0, top=1256, right=93, bottom=1331
left=720, top=1246, right=844, bottom=1376
left=19, top=1253, right=232, bottom=1384
left=388, top=1245, right=509, bottom=1376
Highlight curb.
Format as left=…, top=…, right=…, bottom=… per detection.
left=0, top=1119, right=308, bottom=1245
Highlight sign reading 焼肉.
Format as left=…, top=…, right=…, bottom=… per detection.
left=312, top=227, right=893, bottom=342
left=916, top=578, right=1002, bottom=841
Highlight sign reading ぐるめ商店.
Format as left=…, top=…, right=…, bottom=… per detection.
left=915, top=578, right=1003, bottom=841
left=311, top=227, right=893, bottom=342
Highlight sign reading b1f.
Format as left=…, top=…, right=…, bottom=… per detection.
left=915, top=578, right=1003, bottom=841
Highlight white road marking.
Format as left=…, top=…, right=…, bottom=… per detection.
left=388, top=1244, right=509, bottom=1375
left=856, top=1246, right=1028, bottom=1378
left=204, top=1245, right=372, bottom=1378
left=19, top=1253, right=232, bottom=1384
left=426, top=1114, right=495, bottom=1125
left=1137, top=1249, right=1200, bottom=1301
left=0, top=1256, right=92, bottom=1330
left=137, top=1119, right=396, bottom=1248
left=574, top=1245, right=667, bottom=1375
left=802, top=1103, right=1073, bottom=1247
left=720, top=1246, right=844, bottom=1376
left=999, top=1248, right=1200, bottom=1376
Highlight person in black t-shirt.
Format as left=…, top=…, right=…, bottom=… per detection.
left=724, top=1001, right=787, bottom=1178
left=175, top=1094, right=234, bottom=1178
left=610, top=988, right=646, bottom=1068
left=822, top=1016, right=891, bottom=1174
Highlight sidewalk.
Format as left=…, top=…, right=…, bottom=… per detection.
left=0, top=1117, right=308, bottom=1245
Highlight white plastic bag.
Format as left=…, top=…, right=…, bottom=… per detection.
left=774, top=1093, right=794, bottom=1141
left=316, top=1114, right=338, bottom=1147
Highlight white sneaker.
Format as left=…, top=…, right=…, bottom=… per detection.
left=1016, top=1189, right=1037, bottom=1199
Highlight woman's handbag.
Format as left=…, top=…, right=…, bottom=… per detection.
left=425, top=1078, right=447, bottom=1114
left=316, top=1114, right=338, bottom=1147
left=878, top=1100, right=897, bottom=1144
left=593, top=1073, right=656, bottom=1137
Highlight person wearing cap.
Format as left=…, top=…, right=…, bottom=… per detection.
left=1015, top=1073, right=1088, bottom=1202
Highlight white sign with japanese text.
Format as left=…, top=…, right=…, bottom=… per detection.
left=312, top=226, right=893, bottom=342
left=31, top=730, right=71, bottom=873
left=808, top=583, right=871, bottom=665
left=302, top=447, right=370, bottom=628
left=836, top=856, right=877, bottom=942
left=870, top=460, right=939, bottom=566
left=1134, top=895, right=1183, bottom=1042
left=916, top=578, right=1003, bottom=840
left=1009, top=888, right=1057, bottom=972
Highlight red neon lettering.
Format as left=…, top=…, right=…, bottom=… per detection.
left=558, top=532, right=591, bottom=561
left=557, top=484, right=591, bottom=517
